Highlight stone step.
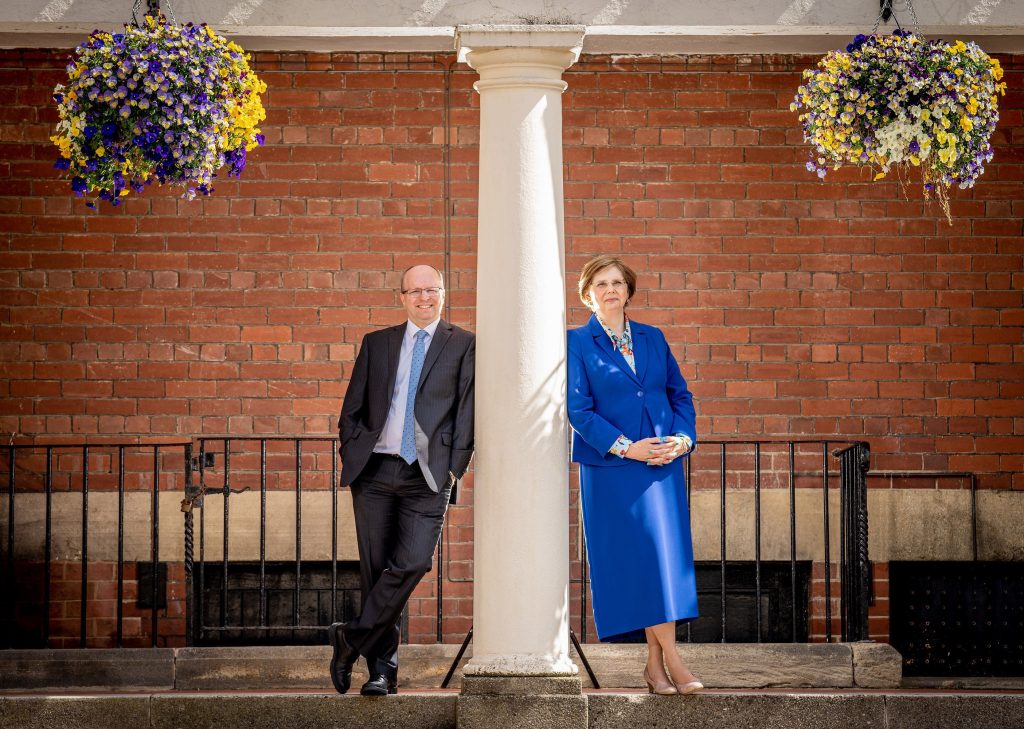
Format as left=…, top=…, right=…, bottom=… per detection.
left=0, top=641, right=900, bottom=691
left=2, top=690, right=1023, bottom=729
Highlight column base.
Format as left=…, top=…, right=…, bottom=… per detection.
left=465, top=655, right=579, bottom=676
left=458, top=676, right=586, bottom=729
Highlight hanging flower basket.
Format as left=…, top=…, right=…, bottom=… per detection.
left=791, top=30, right=1006, bottom=221
left=51, top=14, right=267, bottom=208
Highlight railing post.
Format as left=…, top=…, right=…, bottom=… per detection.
left=854, top=442, right=871, bottom=640
left=839, top=441, right=871, bottom=641
left=183, top=443, right=196, bottom=646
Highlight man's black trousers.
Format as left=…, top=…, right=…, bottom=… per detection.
left=346, top=452, right=451, bottom=676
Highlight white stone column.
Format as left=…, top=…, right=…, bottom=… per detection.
left=458, top=25, right=585, bottom=677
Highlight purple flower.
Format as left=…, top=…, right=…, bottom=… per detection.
left=54, top=158, right=72, bottom=171
left=225, top=146, right=247, bottom=177
left=71, top=177, right=87, bottom=195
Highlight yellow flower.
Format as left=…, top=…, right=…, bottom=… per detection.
left=966, top=97, right=979, bottom=114
left=50, top=134, right=72, bottom=156
left=960, top=116, right=973, bottom=132
left=991, top=58, right=1004, bottom=81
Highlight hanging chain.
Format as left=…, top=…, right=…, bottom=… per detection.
left=871, top=0, right=921, bottom=36
left=904, top=0, right=921, bottom=34
left=129, top=0, right=178, bottom=27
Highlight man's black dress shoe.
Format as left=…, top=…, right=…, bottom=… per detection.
left=360, top=674, right=397, bottom=696
left=328, top=622, right=359, bottom=694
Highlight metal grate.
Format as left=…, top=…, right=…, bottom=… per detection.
left=891, top=561, right=1024, bottom=677
left=195, top=561, right=362, bottom=646
left=687, top=561, right=811, bottom=643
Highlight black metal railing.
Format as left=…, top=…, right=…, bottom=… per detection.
left=2, top=436, right=874, bottom=649
left=679, top=438, right=864, bottom=642
left=0, top=442, right=189, bottom=649
left=573, top=439, right=872, bottom=644
left=182, top=437, right=376, bottom=646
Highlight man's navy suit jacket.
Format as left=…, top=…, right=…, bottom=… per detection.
left=339, top=319, right=475, bottom=501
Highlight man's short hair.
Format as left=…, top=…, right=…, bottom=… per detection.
left=400, top=264, right=445, bottom=291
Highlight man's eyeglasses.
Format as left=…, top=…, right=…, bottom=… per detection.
left=401, top=287, right=444, bottom=298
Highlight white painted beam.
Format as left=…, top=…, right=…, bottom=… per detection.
left=3, top=22, right=1023, bottom=53
left=0, top=23, right=458, bottom=52
left=583, top=24, right=1024, bottom=54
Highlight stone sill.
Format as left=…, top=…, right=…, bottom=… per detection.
left=0, top=642, right=900, bottom=691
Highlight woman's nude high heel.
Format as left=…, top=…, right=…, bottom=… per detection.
left=674, top=679, right=704, bottom=695
left=643, top=667, right=678, bottom=695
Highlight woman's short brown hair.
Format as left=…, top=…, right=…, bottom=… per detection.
left=578, top=255, right=638, bottom=309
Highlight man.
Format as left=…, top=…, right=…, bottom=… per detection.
left=330, top=264, right=475, bottom=696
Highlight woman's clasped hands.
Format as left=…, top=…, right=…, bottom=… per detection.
left=624, top=436, right=690, bottom=467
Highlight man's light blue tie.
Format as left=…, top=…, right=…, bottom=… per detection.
left=400, top=330, right=428, bottom=465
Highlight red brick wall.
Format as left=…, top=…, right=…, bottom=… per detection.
left=1, top=49, right=1022, bottom=646
left=11, top=561, right=186, bottom=648
left=2, top=50, right=1021, bottom=478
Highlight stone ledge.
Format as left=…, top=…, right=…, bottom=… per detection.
left=0, top=642, right=901, bottom=691
left=589, top=692, right=887, bottom=729
left=0, top=694, right=459, bottom=729
left=174, top=645, right=337, bottom=691
left=852, top=641, right=902, bottom=688
left=0, top=648, right=174, bottom=691
left=579, top=642, right=860, bottom=689
left=0, top=696, right=152, bottom=729
left=150, top=693, right=457, bottom=729
left=4, top=691, right=1023, bottom=729
left=458, top=694, right=587, bottom=729
left=884, top=694, right=1024, bottom=729
left=173, top=643, right=466, bottom=690
left=903, top=676, right=1024, bottom=691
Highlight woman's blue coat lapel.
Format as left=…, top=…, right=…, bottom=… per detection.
left=586, top=313, right=647, bottom=386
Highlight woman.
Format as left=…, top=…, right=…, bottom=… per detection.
left=567, top=255, right=702, bottom=696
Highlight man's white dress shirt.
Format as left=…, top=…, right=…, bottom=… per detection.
left=374, top=318, right=440, bottom=454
